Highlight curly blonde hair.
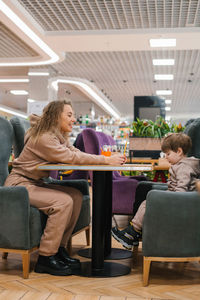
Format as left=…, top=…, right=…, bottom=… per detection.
left=29, top=100, right=72, bottom=142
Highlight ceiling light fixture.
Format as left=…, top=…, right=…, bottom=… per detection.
left=28, top=71, right=50, bottom=76
left=153, top=59, right=175, bottom=66
left=0, top=105, right=27, bottom=118
left=165, top=107, right=171, bottom=111
left=51, top=78, right=121, bottom=119
left=156, top=90, right=172, bottom=95
left=0, top=0, right=59, bottom=66
left=150, top=39, right=176, bottom=47
left=165, top=100, right=172, bottom=104
left=27, top=98, right=36, bottom=103
left=154, top=74, right=174, bottom=80
left=10, top=90, right=28, bottom=95
left=0, top=78, right=29, bottom=83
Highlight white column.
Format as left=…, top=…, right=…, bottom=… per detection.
left=28, top=68, right=50, bottom=115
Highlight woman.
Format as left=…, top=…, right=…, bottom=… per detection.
left=4, top=100, right=125, bottom=276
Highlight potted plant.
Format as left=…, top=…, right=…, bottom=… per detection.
left=129, top=117, right=185, bottom=158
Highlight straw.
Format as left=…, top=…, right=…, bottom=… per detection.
left=123, top=141, right=127, bottom=155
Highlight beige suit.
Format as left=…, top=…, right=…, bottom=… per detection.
left=4, top=126, right=106, bottom=256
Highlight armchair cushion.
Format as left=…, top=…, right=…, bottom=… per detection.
left=0, top=186, right=43, bottom=250
left=143, top=190, right=200, bottom=257
left=10, top=117, right=30, bottom=158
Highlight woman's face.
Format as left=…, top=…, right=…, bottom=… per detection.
left=59, top=104, right=76, bottom=133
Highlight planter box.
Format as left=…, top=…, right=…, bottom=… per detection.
left=129, top=137, right=162, bottom=158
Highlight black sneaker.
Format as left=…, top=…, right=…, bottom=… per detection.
left=57, top=247, right=81, bottom=270
left=34, top=254, right=72, bottom=276
left=111, top=224, right=141, bottom=250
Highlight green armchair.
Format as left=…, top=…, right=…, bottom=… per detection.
left=0, top=116, right=90, bottom=278
left=142, top=189, right=200, bottom=286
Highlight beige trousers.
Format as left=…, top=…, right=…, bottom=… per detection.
left=15, top=180, right=82, bottom=256
left=131, top=200, right=146, bottom=231
left=4, top=174, right=82, bottom=255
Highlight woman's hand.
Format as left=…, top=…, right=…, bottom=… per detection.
left=104, top=153, right=126, bottom=165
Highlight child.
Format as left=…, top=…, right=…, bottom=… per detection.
left=112, top=132, right=200, bottom=250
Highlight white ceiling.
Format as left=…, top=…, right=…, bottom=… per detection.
left=1, top=0, right=200, bottom=124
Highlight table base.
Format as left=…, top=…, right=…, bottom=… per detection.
left=78, top=248, right=133, bottom=260
left=73, top=261, right=131, bottom=277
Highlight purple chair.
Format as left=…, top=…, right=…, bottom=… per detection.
left=81, top=128, right=146, bottom=215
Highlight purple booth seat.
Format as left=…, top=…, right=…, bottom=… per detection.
left=80, top=128, right=146, bottom=215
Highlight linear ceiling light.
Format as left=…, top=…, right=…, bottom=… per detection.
left=10, top=90, right=28, bottom=95
left=0, top=78, right=29, bottom=83
left=0, top=105, right=27, bottom=118
left=51, top=79, right=121, bottom=119
left=27, top=98, right=36, bottom=102
left=165, top=107, right=171, bottom=111
left=153, top=59, right=175, bottom=66
left=28, top=71, right=50, bottom=76
left=156, top=90, right=172, bottom=95
left=150, top=39, right=176, bottom=47
left=165, top=99, right=172, bottom=104
left=154, top=74, right=174, bottom=80
left=0, top=0, right=59, bottom=66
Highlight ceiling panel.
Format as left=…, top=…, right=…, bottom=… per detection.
left=49, top=49, right=200, bottom=117
left=17, top=0, right=200, bottom=31
left=0, top=22, right=39, bottom=58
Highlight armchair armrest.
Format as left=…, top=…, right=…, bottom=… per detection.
left=143, top=190, right=200, bottom=257
left=133, top=181, right=168, bottom=216
left=0, top=186, right=31, bottom=249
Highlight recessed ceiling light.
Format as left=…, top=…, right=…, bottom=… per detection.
left=165, top=100, right=172, bottom=104
left=0, top=78, right=29, bottom=83
left=154, top=74, right=174, bottom=80
left=27, top=98, right=36, bottom=103
left=165, top=107, right=171, bottom=111
left=150, top=39, right=176, bottom=47
left=28, top=72, right=50, bottom=76
left=10, top=90, right=28, bottom=95
left=153, top=59, right=175, bottom=66
left=156, top=90, right=172, bottom=95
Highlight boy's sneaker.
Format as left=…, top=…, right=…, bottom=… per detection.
left=111, top=223, right=142, bottom=250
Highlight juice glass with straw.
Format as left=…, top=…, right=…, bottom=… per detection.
left=101, top=145, right=111, bottom=156
left=123, top=141, right=127, bottom=156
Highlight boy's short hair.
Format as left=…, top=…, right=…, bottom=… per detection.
left=161, top=133, right=192, bottom=155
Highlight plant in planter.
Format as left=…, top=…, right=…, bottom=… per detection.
left=130, top=116, right=171, bottom=138
left=129, top=117, right=185, bottom=158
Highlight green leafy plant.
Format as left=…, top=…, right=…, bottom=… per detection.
left=130, top=117, right=185, bottom=138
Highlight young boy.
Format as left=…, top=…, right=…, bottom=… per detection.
left=112, top=132, right=200, bottom=250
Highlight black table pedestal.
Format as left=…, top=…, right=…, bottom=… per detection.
left=78, top=248, right=133, bottom=260
left=77, top=171, right=131, bottom=277
left=73, top=261, right=130, bottom=277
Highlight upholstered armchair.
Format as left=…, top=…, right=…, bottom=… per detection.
left=77, top=128, right=146, bottom=215
left=141, top=119, right=200, bottom=285
left=142, top=189, right=200, bottom=286
left=0, top=116, right=90, bottom=278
